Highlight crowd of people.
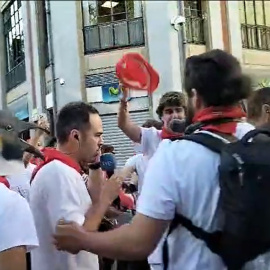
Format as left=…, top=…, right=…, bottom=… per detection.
left=1, top=49, right=270, bottom=270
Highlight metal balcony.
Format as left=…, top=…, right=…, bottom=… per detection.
left=83, top=17, right=145, bottom=54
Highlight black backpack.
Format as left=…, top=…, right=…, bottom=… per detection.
left=163, top=128, right=270, bottom=270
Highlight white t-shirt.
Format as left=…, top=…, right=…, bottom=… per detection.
left=0, top=183, right=38, bottom=252
left=30, top=160, right=99, bottom=270
left=139, top=127, right=165, bottom=265
left=137, top=122, right=255, bottom=270
left=141, top=127, right=162, bottom=158
left=125, top=154, right=148, bottom=194
left=6, top=163, right=36, bottom=202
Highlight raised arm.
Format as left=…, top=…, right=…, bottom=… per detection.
left=23, top=117, right=49, bottom=167
left=118, top=89, right=142, bottom=143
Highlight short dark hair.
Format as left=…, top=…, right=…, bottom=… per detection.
left=142, top=119, right=163, bottom=130
left=248, top=87, right=270, bottom=120
left=56, top=102, right=99, bottom=144
left=156, top=91, right=187, bottom=119
left=184, top=49, right=252, bottom=107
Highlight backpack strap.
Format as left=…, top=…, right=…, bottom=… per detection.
left=172, top=132, right=225, bottom=154
left=163, top=214, right=222, bottom=270
left=163, top=132, right=226, bottom=270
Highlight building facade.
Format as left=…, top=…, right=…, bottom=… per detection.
left=0, top=0, right=270, bottom=166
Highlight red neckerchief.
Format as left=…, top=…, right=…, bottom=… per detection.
left=160, top=127, right=183, bottom=140
left=31, top=148, right=82, bottom=184
left=0, top=176, right=10, bottom=188
left=192, top=106, right=246, bottom=134
left=29, top=147, right=45, bottom=166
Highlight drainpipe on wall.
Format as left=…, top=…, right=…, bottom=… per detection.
left=35, top=1, right=47, bottom=114
left=26, top=1, right=37, bottom=109
left=177, top=0, right=187, bottom=90
left=0, top=12, right=7, bottom=109
left=45, top=0, right=57, bottom=133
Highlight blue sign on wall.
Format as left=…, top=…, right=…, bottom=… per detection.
left=8, top=95, right=29, bottom=120
left=102, top=83, right=122, bottom=103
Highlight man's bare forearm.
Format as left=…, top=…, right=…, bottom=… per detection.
left=0, top=247, right=27, bottom=270
left=83, top=201, right=111, bottom=232
left=118, top=102, right=141, bottom=143
left=79, top=214, right=168, bottom=261
left=81, top=224, right=150, bottom=260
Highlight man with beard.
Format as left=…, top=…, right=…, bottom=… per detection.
left=30, top=102, right=123, bottom=270
left=53, top=50, right=256, bottom=269
left=118, top=90, right=187, bottom=159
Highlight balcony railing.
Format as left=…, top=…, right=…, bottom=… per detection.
left=185, top=16, right=205, bottom=45
left=241, top=24, right=270, bottom=51
left=83, top=17, right=145, bottom=54
left=6, top=60, right=26, bottom=91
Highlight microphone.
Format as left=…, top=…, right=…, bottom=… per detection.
left=100, top=153, right=120, bottom=209
left=100, top=153, right=117, bottom=178
left=169, top=119, right=187, bottom=134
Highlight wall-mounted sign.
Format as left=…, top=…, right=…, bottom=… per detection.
left=102, top=83, right=121, bottom=103
left=258, top=78, right=270, bottom=88
left=7, top=95, right=29, bottom=120
left=101, top=83, right=131, bottom=103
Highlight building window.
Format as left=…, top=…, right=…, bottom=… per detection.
left=3, top=0, right=26, bottom=91
left=184, top=1, right=205, bottom=45
left=82, top=0, right=145, bottom=54
left=240, top=0, right=270, bottom=50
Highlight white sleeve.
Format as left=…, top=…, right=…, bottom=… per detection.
left=0, top=194, right=38, bottom=252
left=45, top=165, right=85, bottom=230
left=124, top=155, right=137, bottom=168
left=140, top=127, right=161, bottom=158
left=136, top=140, right=178, bottom=220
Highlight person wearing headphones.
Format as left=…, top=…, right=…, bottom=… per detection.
left=29, top=102, right=123, bottom=270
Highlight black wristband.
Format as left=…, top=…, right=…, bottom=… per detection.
left=89, top=162, right=101, bottom=170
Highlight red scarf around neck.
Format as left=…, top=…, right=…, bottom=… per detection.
left=192, top=106, right=246, bottom=134
left=31, top=148, right=82, bottom=183
left=160, top=127, right=183, bottom=140
left=0, top=176, right=10, bottom=188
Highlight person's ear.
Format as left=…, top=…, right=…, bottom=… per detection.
left=262, top=104, right=270, bottom=122
left=192, top=88, right=202, bottom=110
left=262, top=104, right=270, bottom=114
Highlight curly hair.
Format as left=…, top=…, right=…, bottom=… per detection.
left=247, top=87, right=270, bottom=120
left=156, top=91, right=187, bottom=119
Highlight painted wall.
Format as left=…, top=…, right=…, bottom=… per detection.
left=47, top=0, right=84, bottom=110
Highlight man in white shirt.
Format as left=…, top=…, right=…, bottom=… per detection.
left=118, top=91, right=187, bottom=159
left=6, top=163, right=36, bottom=202
left=124, top=119, right=162, bottom=195
left=54, top=50, right=256, bottom=270
left=0, top=183, right=39, bottom=270
left=30, top=102, right=122, bottom=270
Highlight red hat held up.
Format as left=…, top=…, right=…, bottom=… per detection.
left=116, top=53, right=159, bottom=93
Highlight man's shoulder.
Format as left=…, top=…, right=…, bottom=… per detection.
left=154, top=137, right=212, bottom=165
left=141, top=126, right=161, bottom=135
left=33, top=160, right=81, bottom=186
left=235, top=122, right=255, bottom=139
left=0, top=184, right=27, bottom=212
left=39, top=160, right=79, bottom=175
